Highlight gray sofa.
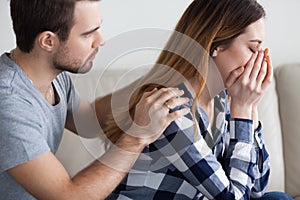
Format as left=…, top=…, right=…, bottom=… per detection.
left=56, top=64, right=300, bottom=199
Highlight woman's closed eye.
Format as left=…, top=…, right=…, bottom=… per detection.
left=249, top=48, right=256, bottom=53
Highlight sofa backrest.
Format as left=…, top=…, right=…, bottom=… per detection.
left=275, top=64, right=300, bottom=197
left=258, top=74, right=285, bottom=192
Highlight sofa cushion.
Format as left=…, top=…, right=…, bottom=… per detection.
left=258, top=76, right=285, bottom=192
left=275, top=64, right=300, bottom=197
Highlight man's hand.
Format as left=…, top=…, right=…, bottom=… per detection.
left=126, top=87, right=190, bottom=146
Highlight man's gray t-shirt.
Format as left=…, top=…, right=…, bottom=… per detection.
left=0, top=53, right=80, bottom=199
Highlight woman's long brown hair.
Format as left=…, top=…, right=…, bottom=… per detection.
left=104, top=0, right=265, bottom=144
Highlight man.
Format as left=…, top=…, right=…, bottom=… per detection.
left=0, top=0, right=189, bottom=199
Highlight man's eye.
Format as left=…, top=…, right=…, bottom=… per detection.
left=84, top=33, right=92, bottom=38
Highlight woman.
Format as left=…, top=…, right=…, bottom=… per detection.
left=104, top=0, right=292, bottom=199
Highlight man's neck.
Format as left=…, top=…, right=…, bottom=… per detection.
left=11, top=48, right=60, bottom=105
left=12, top=48, right=59, bottom=89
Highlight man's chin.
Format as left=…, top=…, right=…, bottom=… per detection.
left=71, top=62, right=93, bottom=74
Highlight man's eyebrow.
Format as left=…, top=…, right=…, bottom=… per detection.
left=81, top=26, right=100, bottom=36
left=81, top=19, right=103, bottom=36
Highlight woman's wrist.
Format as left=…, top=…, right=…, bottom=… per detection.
left=252, top=106, right=259, bottom=130
left=230, top=103, right=252, bottom=119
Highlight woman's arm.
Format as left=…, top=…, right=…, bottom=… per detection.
left=248, top=122, right=270, bottom=198
left=152, top=113, right=264, bottom=199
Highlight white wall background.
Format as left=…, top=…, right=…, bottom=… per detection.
left=1, top=0, right=299, bottom=69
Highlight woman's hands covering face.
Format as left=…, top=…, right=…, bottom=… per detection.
left=225, top=48, right=273, bottom=119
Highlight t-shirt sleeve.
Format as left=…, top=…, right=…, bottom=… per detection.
left=0, top=96, right=50, bottom=173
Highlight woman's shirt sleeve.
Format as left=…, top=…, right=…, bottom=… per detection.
left=152, top=115, right=270, bottom=199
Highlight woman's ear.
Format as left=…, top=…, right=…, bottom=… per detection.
left=37, top=31, right=59, bottom=52
left=212, top=46, right=224, bottom=58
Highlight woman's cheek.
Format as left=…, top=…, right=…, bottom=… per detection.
left=242, top=53, right=253, bottom=67
left=221, top=69, right=231, bottom=83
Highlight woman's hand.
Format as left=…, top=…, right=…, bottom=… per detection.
left=225, top=48, right=273, bottom=120
left=252, top=49, right=273, bottom=129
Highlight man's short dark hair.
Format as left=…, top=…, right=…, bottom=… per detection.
left=10, top=0, right=99, bottom=53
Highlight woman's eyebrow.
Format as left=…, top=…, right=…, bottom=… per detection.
left=249, top=39, right=262, bottom=44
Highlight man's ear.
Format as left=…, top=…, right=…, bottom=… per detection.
left=212, top=46, right=224, bottom=57
left=37, top=31, right=59, bottom=52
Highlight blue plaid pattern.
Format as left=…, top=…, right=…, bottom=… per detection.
left=107, top=84, right=270, bottom=200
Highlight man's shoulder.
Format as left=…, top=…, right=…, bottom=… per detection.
left=0, top=53, right=18, bottom=91
left=0, top=94, right=34, bottom=118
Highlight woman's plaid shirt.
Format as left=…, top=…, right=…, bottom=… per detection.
left=107, top=84, right=270, bottom=200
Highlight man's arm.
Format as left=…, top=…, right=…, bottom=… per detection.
left=8, top=87, right=190, bottom=200
left=8, top=134, right=146, bottom=200
left=93, top=93, right=112, bottom=129
left=93, top=77, right=142, bottom=130
left=64, top=97, right=103, bottom=138
left=65, top=77, right=140, bottom=137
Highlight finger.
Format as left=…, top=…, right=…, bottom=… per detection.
left=153, top=88, right=185, bottom=105
left=265, top=50, right=273, bottom=78
left=243, top=51, right=258, bottom=78
left=264, top=48, right=269, bottom=58
left=140, top=87, right=183, bottom=105
left=256, top=59, right=267, bottom=86
left=164, top=96, right=190, bottom=110
left=249, top=50, right=264, bottom=80
left=266, top=49, right=272, bottom=66
left=225, top=66, right=245, bottom=88
left=142, top=88, right=158, bottom=98
left=167, top=107, right=190, bottom=121
left=264, top=48, right=272, bottom=67
left=261, top=55, right=273, bottom=90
